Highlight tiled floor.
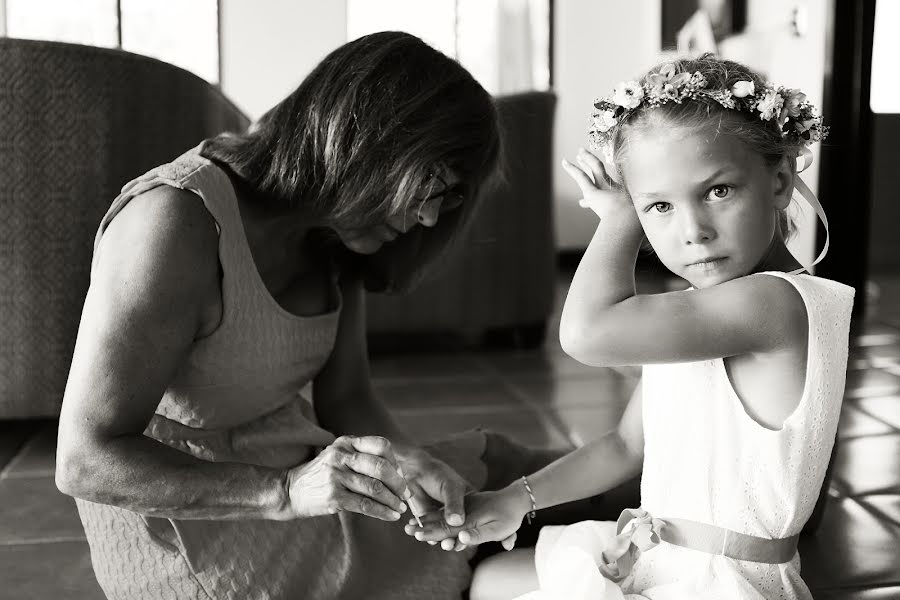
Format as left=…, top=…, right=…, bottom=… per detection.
left=1, top=272, right=899, bottom=599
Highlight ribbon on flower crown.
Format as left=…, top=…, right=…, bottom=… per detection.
left=789, top=146, right=829, bottom=275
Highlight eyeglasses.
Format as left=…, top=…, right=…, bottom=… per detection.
left=416, top=172, right=465, bottom=213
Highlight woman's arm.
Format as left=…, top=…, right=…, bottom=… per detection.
left=56, top=187, right=292, bottom=520
left=313, top=277, right=474, bottom=525
left=313, top=276, right=411, bottom=444
left=559, top=150, right=807, bottom=368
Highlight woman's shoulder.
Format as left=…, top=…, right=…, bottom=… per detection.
left=99, top=184, right=220, bottom=280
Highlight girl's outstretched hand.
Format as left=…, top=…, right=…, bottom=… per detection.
left=562, top=148, right=632, bottom=221
left=403, top=485, right=532, bottom=552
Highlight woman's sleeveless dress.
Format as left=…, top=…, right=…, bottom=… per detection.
left=75, top=146, right=485, bottom=600
left=522, top=272, right=855, bottom=599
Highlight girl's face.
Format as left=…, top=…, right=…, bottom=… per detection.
left=621, top=128, right=792, bottom=289
left=335, top=169, right=464, bottom=255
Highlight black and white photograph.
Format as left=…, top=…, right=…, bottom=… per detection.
left=0, top=1, right=898, bottom=598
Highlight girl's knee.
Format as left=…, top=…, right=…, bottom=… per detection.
left=469, top=547, right=538, bottom=600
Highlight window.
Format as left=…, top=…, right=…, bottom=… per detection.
left=6, top=0, right=118, bottom=47
left=121, top=0, right=218, bottom=84
left=871, top=0, right=899, bottom=113
left=1, top=0, right=219, bottom=84
left=347, top=0, right=552, bottom=95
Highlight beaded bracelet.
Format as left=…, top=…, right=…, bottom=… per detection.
left=521, top=476, right=537, bottom=525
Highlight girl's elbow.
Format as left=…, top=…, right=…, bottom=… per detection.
left=55, top=442, right=100, bottom=500
left=559, top=322, right=614, bottom=367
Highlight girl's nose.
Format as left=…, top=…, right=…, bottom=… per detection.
left=680, top=207, right=714, bottom=244
left=416, top=197, right=441, bottom=228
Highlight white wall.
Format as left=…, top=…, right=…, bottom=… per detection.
left=553, top=0, right=827, bottom=268
left=553, top=0, right=662, bottom=249
left=717, top=0, right=827, bottom=268
left=219, top=0, right=347, bottom=121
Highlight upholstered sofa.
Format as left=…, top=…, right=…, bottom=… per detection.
left=366, top=91, right=557, bottom=347
left=0, top=38, right=250, bottom=418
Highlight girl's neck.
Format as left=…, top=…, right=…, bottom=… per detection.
left=752, top=236, right=804, bottom=275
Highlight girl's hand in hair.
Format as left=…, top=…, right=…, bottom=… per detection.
left=562, top=148, right=635, bottom=226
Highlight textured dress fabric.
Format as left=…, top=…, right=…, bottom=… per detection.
left=75, top=146, right=486, bottom=600
left=521, top=272, right=855, bottom=600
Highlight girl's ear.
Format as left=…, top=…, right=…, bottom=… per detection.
left=772, top=155, right=794, bottom=210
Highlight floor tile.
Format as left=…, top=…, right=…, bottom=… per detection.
left=844, top=369, right=900, bottom=399
left=393, top=407, right=570, bottom=450
left=861, top=344, right=900, bottom=363
left=0, top=541, right=104, bottom=600
left=814, top=586, right=900, bottom=599
left=370, top=352, right=490, bottom=381
left=856, top=494, right=900, bottom=528
left=855, top=396, right=900, bottom=430
left=475, top=347, right=602, bottom=378
left=800, top=497, right=900, bottom=590
left=0, top=420, right=37, bottom=474
left=378, top=379, right=526, bottom=412
left=3, top=420, right=58, bottom=478
left=0, top=477, right=85, bottom=543
left=545, top=404, right=631, bottom=447
left=838, top=404, right=896, bottom=439
left=832, top=434, right=900, bottom=495
left=506, top=370, right=636, bottom=410
left=852, top=332, right=900, bottom=348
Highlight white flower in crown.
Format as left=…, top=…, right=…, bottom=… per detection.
left=731, top=80, right=755, bottom=98
left=647, top=64, right=693, bottom=101
left=594, top=109, right=618, bottom=133
left=756, top=89, right=784, bottom=121
left=782, top=89, right=807, bottom=117
left=612, top=81, right=644, bottom=109
left=795, top=117, right=817, bottom=134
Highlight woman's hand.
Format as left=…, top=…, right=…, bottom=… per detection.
left=404, top=484, right=532, bottom=552
left=563, top=148, right=636, bottom=225
left=395, top=447, right=470, bottom=527
left=281, top=435, right=412, bottom=521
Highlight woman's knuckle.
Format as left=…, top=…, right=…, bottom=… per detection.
left=358, top=497, right=374, bottom=514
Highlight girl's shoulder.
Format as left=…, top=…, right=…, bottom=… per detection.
left=752, top=270, right=856, bottom=311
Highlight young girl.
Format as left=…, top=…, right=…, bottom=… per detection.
left=406, top=54, right=854, bottom=600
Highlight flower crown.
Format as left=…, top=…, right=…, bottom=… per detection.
left=588, top=64, right=827, bottom=158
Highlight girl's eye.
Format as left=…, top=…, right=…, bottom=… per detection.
left=650, top=202, right=671, bottom=214
left=708, top=185, right=732, bottom=200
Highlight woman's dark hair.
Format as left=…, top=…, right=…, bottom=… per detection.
left=201, top=31, right=501, bottom=292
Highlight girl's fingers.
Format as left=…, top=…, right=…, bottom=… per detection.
left=501, top=533, right=517, bottom=551
left=561, top=158, right=597, bottom=196
left=577, top=148, right=612, bottom=190
left=411, top=520, right=465, bottom=542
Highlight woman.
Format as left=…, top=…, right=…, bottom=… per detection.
left=56, top=31, right=537, bottom=599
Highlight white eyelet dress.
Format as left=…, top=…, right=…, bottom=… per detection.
left=521, top=271, right=855, bottom=600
